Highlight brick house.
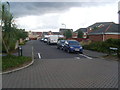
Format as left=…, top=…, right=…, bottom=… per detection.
left=75, top=28, right=87, bottom=38
left=88, top=23, right=120, bottom=42
left=87, top=22, right=115, bottom=33
left=48, top=31, right=60, bottom=35
left=72, top=32, right=78, bottom=38
left=28, top=31, right=42, bottom=40
left=59, top=28, right=73, bottom=35
left=41, top=31, right=61, bottom=38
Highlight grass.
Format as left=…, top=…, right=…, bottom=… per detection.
left=2, top=55, right=32, bottom=71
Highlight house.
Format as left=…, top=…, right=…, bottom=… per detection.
left=59, top=28, right=73, bottom=35
left=53, top=32, right=61, bottom=35
left=41, top=31, right=61, bottom=38
left=28, top=31, right=42, bottom=40
left=88, top=23, right=120, bottom=42
left=75, top=28, right=87, bottom=38
left=72, top=32, right=78, bottom=38
left=47, top=31, right=60, bottom=35
left=87, top=22, right=115, bottom=33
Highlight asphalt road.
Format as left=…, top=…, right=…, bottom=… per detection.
left=33, top=40, right=91, bottom=59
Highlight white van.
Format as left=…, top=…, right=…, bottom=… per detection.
left=47, top=35, right=58, bottom=44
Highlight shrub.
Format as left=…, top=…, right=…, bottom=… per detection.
left=2, top=55, right=32, bottom=71
left=83, top=39, right=120, bottom=53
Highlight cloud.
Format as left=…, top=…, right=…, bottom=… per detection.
left=9, top=1, right=118, bottom=32
left=10, top=2, right=81, bottom=17
left=9, top=1, right=118, bottom=17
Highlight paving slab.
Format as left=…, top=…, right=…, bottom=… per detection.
left=2, top=58, right=118, bottom=88
left=83, top=50, right=108, bottom=58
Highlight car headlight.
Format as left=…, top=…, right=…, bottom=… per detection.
left=70, top=47, right=74, bottom=49
left=80, top=47, right=83, bottom=49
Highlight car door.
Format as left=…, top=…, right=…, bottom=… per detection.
left=64, top=41, right=69, bottom=51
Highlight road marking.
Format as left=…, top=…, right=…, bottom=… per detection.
left=79, top=54, right=92, bottom=59
left=74, top=57, right=80, bottom=59
left=38, top=53, right=41, bottom=59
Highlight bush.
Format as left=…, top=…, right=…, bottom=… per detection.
left=19, top=42, right=25, bottom=45
left=84, top=39, right=120, bottom=53
left=2, top=55, right=32, bottom=71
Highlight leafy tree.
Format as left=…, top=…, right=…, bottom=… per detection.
left=16, top=29, right=28, bottom=40
left=64, top=29, right=72, bottom=39
left=2, top=2, right=15, bottom=54
left=1, top=2, right=28, bottom=54
left=77, top=30, right=83, bottom=38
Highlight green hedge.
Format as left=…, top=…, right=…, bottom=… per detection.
left=84, top=39, right=120, bottom=53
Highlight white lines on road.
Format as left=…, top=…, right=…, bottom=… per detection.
left=38, top=53, right=41, bottom=59
left=74, top=57, right=80, bottom=59
left=79, top=54, right=92, bottom=59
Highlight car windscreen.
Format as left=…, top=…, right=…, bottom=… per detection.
left=69, top=41, right=80, bottom=45
left=61, top=40, right=65, bottom=43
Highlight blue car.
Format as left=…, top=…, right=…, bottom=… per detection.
left=63, top=40, right=83, bottom=54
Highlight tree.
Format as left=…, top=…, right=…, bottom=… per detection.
left=2, top=2, right=14, bottom=54
left=1, top=2, right=28, bottom=54
left=77, top=30, right=83, bottom=38
left=64, top=29, right=72, bottom=39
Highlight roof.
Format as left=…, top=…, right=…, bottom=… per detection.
left=42, top=32, right=48, bottom=35
left=87, top=22, right=115, bottom=29
left=75, top=28, right=87, bottom=33
left=88, top=23, right=119, bottom=35
left=59, top=28, right=73, bottom=31
left=53, top=32, right=60, bottom=35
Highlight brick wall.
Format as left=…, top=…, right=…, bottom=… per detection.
left=89, top=34, right=120, bottom=42
left=89, top=35, right=103, bottom=42
left=104, top=34, right=120, bottom=40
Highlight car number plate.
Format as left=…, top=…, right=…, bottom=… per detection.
left=75, top=48, right=79, bottom=51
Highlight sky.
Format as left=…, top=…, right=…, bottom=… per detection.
left=5, top=0, right=120, bottom=32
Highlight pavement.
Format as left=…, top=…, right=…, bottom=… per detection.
left=83, top=49, right=108, bottom=58
left=2, top=58, right=118, bottom=88
left=2, top=40, right=119, bottom=88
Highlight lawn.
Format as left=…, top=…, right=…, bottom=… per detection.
left=2, top=55, right=32, bottom=71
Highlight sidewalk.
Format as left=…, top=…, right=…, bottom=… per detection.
left=12, top=41, right=33, bottom=57
left=22, top=41, right=33, bottom=57
left=83, top=49, right=108, bottom=58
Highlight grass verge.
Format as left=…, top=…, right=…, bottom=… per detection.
left=2, top=55, right=32, bottom=72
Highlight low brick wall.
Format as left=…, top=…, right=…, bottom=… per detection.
left=89, top=34, right=120, bottom=42
left=67, top=38, right=89, bottom=42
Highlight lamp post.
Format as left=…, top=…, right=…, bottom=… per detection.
left=61, top=23, right=66, bottom=28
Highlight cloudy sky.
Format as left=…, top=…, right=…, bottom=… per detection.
left=7, top=0, right=119, bottom=32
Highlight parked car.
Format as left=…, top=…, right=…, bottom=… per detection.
left=47, top=35, right=58, bottom=45
left=40, top=38, right=44, bottom=42
left=63, top=40, right=83, bottom=53
left=43, top=38, right=48, bottom=43
left=57, top=40, right=66, bottom=49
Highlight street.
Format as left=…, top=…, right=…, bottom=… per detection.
left=33, top=40, right=91, bottom=59
left=2, top=40, right=118, bottom=88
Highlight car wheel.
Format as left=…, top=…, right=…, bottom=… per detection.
left=60, top=47, right=62, bottom=50
left=63, top=48, right=65, bottom=51
left=80, top=52, right=83, bottom=54
left=67, top=49, right=70, bottom=53
left=48, top=42, right=51, bottom=45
